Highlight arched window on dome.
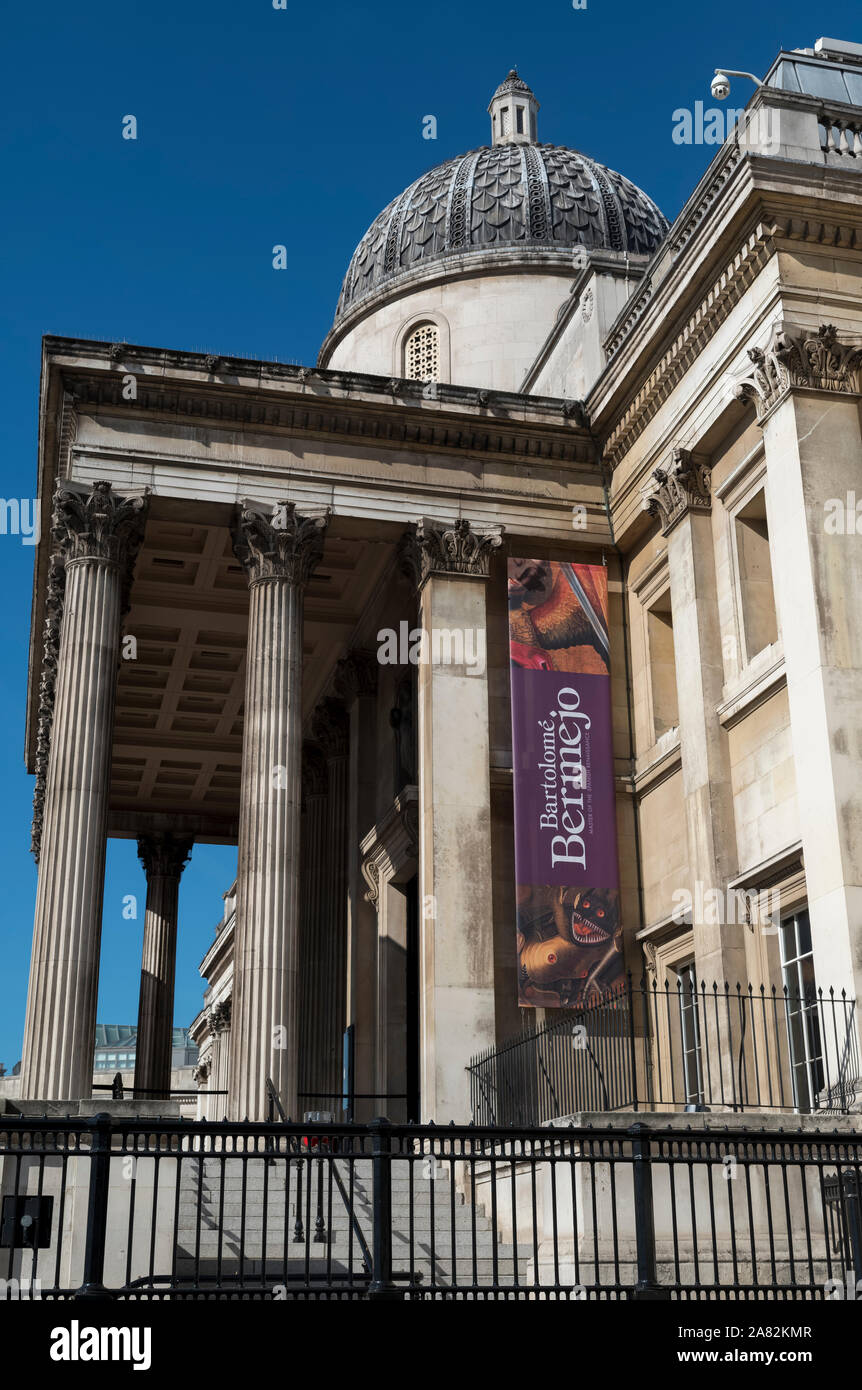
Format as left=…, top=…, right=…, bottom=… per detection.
left=403, top=321, right=440, bottom=383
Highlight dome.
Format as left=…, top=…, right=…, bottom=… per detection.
left=335, top=75, right=668, bottom=323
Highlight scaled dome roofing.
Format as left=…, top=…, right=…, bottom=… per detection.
left=335, top=141, right=668, bottom=321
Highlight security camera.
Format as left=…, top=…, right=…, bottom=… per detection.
left=711, top=72, right=731, bottom=100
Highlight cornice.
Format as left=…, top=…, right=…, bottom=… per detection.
left=600, top=222, right=775, bottom=469
left=44, top=339, right=593, bottom=467
left=593, top=138, right=862, bottom=469
left=632, top=729, right=682, bottom=797
left=601, top=144, right=747, bottom=363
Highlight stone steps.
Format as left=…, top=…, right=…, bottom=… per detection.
left=173, top=1155, right=522, bottom=1289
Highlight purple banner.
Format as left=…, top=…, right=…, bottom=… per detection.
left=508, top=559, right=623, bottom=1008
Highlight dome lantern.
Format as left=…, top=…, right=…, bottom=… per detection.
left=488, top=69, right=539, bottom=146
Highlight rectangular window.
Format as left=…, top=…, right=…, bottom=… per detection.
left=646, top=589, right=678, bottom=739
left=516, top=106, right=524, bottom=134
left=779, top=908, right=823, bottom=1112
left=735, top=488, right=778, bottom=659
left=501, top=106, right=510, bottom=135
left=676, top=961, right=704, bottom=1106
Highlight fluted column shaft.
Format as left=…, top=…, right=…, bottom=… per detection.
left=335, top=651, right=379, bottom=1121
left=298, top=746, right=328, bottom=1107
left=229, top=500, right=328, bottom=1120
left=20, top=481, right=147, bottom=1100
left=311, top=699, right=350, bottom=1104
left=134, top=834, right=192, bottom=1099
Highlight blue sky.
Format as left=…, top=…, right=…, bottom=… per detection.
left=1, top=0, right=859, bottom=1070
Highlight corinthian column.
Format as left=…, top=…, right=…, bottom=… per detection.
left=298, top=743, right=327, bottom=1107
left=20, top=480, right=148, bottom=1100
left=229, top=499, right=329, bottom=1120
left=400, top=517, right=502, bottom=1121
left=134, top=832, right=193, bottom=1099
left=334, top=651, right=379, bottom=1120
left=310, top=697, right=350, bottom=1104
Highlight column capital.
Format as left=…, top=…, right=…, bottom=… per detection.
left=52, top=479, right=149, bottom=572
left=208, top=997, right=232, bottom=1036
left=31, top=554, right=67, bottom=862
left=733, top=321, right=862, bottom=423
left=137, top=831, right=193, bottom=880
left=311, top=697, right=349, bottom=762
left=231, top=500, right=329, bottom=587
left=399, top=517, right=504, bottom=590
left=301, top=741, right=328, bottom=800
left=643, top=448, right=711, bottom=536
left=333, top=648, right=378, bottom=704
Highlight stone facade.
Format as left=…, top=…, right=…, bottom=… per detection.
left=15, top=46, right=862, bottom=1124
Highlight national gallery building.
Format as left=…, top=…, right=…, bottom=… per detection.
left=14, top=41, right=862, bottom=1146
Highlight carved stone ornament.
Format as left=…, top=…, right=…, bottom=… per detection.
left=53, top=479, right=149, bottom=572
left=137, top=832, right=194, bottom=880
left=360, top=787, right=419, bottom=911
left=333, top=648, right=378, bottom=704
left=643, top=941, right=658, bottom=980
left=734, top=322, right=862, bottom=420
left=643, top=448, right=711, bottom=536
left=311, top=697, right=349, bottom=762
left=208, top=998, right=232, bottom=1036
left=193, top=1058, right=210, bottom=1085
left=562, top=399, right=588, bottom=425
left=231, top=500, right=329, bottom=588
left=301, top=742, right=328, bottom=801
left=399, top=516, right=504, bottom=589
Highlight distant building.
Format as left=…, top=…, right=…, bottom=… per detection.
left=93, top=1025, right=198, bottom=1074
left=0, top=1027, right=197, bottom=1102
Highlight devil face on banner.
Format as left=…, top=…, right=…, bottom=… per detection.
left=508, top=559, right=623, bottom=1008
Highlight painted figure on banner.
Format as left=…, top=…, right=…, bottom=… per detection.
left=508, top=559, right=623, bottom=1007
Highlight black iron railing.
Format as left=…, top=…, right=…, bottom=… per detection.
left=468, top=978, right=861, bottom=1126
left=1, top=1113, right=861, bottom=1300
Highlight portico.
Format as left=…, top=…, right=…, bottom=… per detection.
left=19, top=344, right=599, bottom=1119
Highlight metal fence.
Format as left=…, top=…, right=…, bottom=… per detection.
left=468, top=979, right=860, bottom=1127
left=1, top=1113, right=861, bottom=1300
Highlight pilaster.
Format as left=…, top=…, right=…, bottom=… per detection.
left=645, top=452, right=745, bottom=989
left=400, top=517, right=502, bottom=1121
